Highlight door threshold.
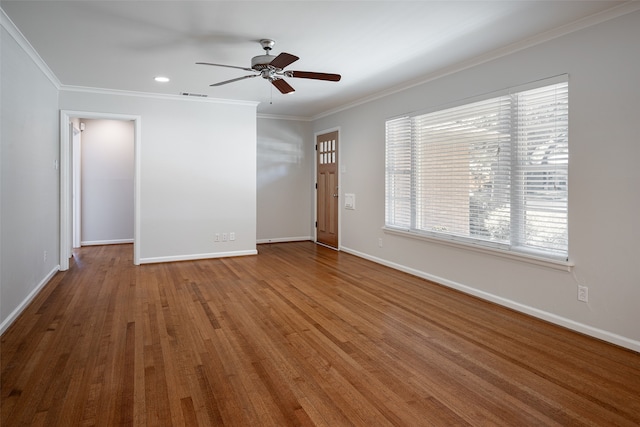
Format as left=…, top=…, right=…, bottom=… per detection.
left=315, top=241, right=339, bottom=251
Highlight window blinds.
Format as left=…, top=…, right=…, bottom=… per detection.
left=511, top=82, right=569, bottom=256
left=385, top=78, right=568, bottom=260
left=385, top=116, right=412, bottom=229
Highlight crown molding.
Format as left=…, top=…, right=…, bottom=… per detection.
left=60, top=85, right=260, bottom=107
left=257, top=113, right=312, bottom=122
left=1, top=7, right=61, bottom=89
left=312, top=1, right=640, bottom=121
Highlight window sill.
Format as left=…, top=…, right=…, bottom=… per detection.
left=382, top=226, right=574, bottom=272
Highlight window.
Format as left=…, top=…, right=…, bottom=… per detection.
left=385, top=77, right=568, bottom=262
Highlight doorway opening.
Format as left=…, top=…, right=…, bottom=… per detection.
left=60, top=110, right=141, bottom=270
left=72, top=118, right=135, bottom=248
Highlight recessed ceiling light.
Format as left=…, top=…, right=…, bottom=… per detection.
left=154, top=76, right=170, bottom=83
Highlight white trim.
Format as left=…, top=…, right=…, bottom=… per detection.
left=81, top=239, right=134, bottom=246
left=0, top=8, right=61, bottom=89
left=383, top=227, right=573, bottom=272
left=311, top=1, right=640, bottom=121
left=60, top=110, right=142, bottom=269
left=133, top=118, right=142, bottom=266
left=257, top=113, right=312, bottom=122
left=0, top=266, right=59, bottom=335
left=140, top=250, right=258, bottom=264
left=60, top=85, right=260, bottom=107
left=257, top=236, right=312, bottom=244
left=72, top=124, right=82, bottom=248
left=60, top=114, right=71, bottom=269
left=339, top=246, right=640, bottom=353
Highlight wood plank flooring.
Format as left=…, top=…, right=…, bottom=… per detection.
left=2, top=242, right=639, bottom=426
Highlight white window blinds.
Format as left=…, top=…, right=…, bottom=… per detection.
left=385, top=78, right=568, bottom=261
left=385, top=116, right=412, bottom=229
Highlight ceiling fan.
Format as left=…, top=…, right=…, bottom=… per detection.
left=196, top=39, right=341, bottom=94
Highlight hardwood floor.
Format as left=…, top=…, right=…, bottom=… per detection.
left=2, top=242, right=639, bottom=426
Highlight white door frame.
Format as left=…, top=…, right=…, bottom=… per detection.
left=60, top=110, right=142, bottom=270
left=72, top=124, right=81, bottom=248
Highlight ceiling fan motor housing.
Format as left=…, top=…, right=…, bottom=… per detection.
left=251, top=54, right=274, bottom=70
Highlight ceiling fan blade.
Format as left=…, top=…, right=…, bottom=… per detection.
left=287, top=71, right=341, bottom=82
left=210, top=75, right=258, bottom=87
left=196, top=62, right=255, bottom=72
left=271, top=78, right=295, bottom=94
left=268, top=52, right=299, bottom=70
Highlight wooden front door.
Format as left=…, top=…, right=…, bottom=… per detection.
left=316, top=131, right=339, bottom=248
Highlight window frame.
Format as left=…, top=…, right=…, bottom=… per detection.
left=384, top=75, right=572, bottom=270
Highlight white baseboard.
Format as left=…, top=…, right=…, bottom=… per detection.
left=340, top=245, right=640, bottom=353
left=0, top=265, right=60, bottom=335
left=257, top=236, right=312, bottom=244
left=139, top=249, right=258, bottom=264
left=81, top=238, right=134, bottom=246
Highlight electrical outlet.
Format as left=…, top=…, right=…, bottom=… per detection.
left=222, top=233, right=228, bottom=242
left=214, top=233, right=220, bottom=242
left=230, top=232, right=235, bottom=241
left=378, top=238, right=383, bottom=248
left=43, top=250, right=47, bottom=262
left=578, top=285, right=588, bottom=302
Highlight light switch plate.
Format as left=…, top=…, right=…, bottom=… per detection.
left=344, top=193, right=355, bottom=210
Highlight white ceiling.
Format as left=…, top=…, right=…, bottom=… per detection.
left=1, top=1, right=631, bottom=118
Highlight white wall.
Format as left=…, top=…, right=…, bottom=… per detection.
left=59, top=90, right=258, bottom=263
left=1, top=22, right=60, bottom=330
left=312, top=10, right=640, bottom=350
left=257, top=117, right=313, bottom=243
left=80, top=119, right=134, bottom=245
